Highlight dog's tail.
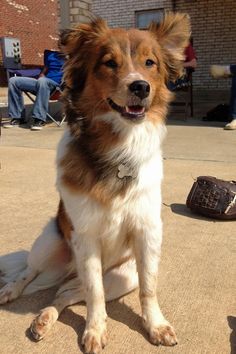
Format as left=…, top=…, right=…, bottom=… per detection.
left=0, top=218, right=74, bottom=295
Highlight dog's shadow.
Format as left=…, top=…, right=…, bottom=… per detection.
left=0, top=283, right=58, bottom=315
left=57, top=299, right=145, bottom=351
left=58, top=298, right=146, bottom=350
left=107, top=298, right=146, bottom=337
left=1, top=286, right=146, bottom=350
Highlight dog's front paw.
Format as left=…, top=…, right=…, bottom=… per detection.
left=82, top=327, right=108, bottom=354
left=0, top=283, right=20, bottom=304
left=30, top=307, right=58, bottom=341
left=148, top=323, right=178, bottom=346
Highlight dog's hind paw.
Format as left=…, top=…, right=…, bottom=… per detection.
left=30, top=307, right=59, bottom=341
left=82, top=327, right=108, bottom=354
left=149, top=324, right=178, bottom=346
left=0, top=282, right=20, bottom=304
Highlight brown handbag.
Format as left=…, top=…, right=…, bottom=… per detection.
left=186, top=176, right=236, bottom=220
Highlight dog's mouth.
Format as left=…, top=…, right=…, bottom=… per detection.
left=107, top=98, right=146, bottom=122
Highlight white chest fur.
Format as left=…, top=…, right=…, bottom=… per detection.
left=56, top=122, right=165, bottom=270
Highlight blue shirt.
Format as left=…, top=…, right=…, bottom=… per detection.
left=44, top=50, right=65, bottom=85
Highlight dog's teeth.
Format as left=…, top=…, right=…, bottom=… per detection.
left=126, top=106, right=145, bottom=114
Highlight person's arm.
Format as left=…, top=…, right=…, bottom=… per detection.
left=39, top=66, right=48, bottom=77
left=183, top=58, right=197, bottom=69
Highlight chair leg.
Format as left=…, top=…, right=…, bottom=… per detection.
left=190, top=100, right=193, bottom=117
left=59, top=114, right=66, bottom=126
left=185, top=102, right=188, bottom=120
left=190, top=84, right=193, bottom=117
left=24, top=91, right=35, bottom=103
left=24, top=91, right=63, bottom=127
left=46, top=112, right=61, bottom=127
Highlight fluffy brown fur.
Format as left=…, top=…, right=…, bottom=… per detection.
left=58, top=12, right=190, bottom=201
left=0, top=12, right=191, bottom=354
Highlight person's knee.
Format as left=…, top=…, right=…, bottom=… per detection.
left=8, top=76, right=19, bottom=87
left=37, top=77, right=49, bottom=89
left=37, top=77, right=51, bottom=91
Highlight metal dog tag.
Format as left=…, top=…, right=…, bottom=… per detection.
left=117, top=163, right=137, bottom=179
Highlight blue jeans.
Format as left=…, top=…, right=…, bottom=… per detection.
left=230, top=64, right=236, bottom=119
left=8, top=76, right=59, bottom=122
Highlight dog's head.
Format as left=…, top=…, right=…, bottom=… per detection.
left=60, top=13, right=190, bottom=131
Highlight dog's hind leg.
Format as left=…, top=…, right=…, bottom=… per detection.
left=103, top=258, right=138, bottom=301
left=30, top=259, right=138, bottom=341
left=0, top=219, right=72, bottom=304
left=0, top=267, right=38, bottom=304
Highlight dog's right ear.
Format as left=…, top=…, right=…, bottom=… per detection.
left=59, top=29, right=75, bottom=55
left=59, top=19, right=109, bottom=92
left=59, top=28, right=84, bottom=56
left=59, top=19, right=109, bottom=56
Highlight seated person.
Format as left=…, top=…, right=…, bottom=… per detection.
left=210, top=64, right=236, bottom=130
left=168, top=42, right=197, bottom=91
left=4, top=49, right=65, bottom=131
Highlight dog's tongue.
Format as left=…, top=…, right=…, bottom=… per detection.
left=126, top=105, right=145, bottom=115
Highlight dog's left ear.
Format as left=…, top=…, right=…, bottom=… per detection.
left=149, top=12, right=191, bottom=81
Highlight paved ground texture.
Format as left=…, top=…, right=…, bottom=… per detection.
left=0, top=114, right=236, bottom=354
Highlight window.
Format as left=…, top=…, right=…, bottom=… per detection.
left=135, top=9, right=164, bottom=29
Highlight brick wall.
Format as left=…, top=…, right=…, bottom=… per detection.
left=0, top=0, right=59, bottom=67
left=68, top=0, right=92, bottom=26
left=175, top=0, right=236, bottom=89
left=1, top=0, right=235, bottom=89
left=92, top=0, right=236, bottom=89
left=58, top=1, right=92, bottom=29
left=92, top=0, right=173, bottom=28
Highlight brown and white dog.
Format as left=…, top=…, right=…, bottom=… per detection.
left=0, top=13, right=190, bottom=353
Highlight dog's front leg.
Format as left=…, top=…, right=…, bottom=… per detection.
left=72, top=232, right=107, bottom=354
left=133, top=223, right=178, bottom=347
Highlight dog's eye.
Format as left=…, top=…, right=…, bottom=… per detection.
left=145, top=59, right=155, bottom=67
left=104, top=60, right=118, bottom=69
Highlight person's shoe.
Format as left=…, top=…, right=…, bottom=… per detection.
left=3, top=118, right=26, bottom=128
left=210, top=65, right=231, bottom=79
left=31, top=118, right=46, bottom=131
left=224, top=119, right=236, bottom=130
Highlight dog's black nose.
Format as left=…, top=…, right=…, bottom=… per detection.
left=129, top=80, right=150, bottom=99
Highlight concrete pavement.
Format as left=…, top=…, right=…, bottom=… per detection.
left=0, top=116, right=236, bottom=354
